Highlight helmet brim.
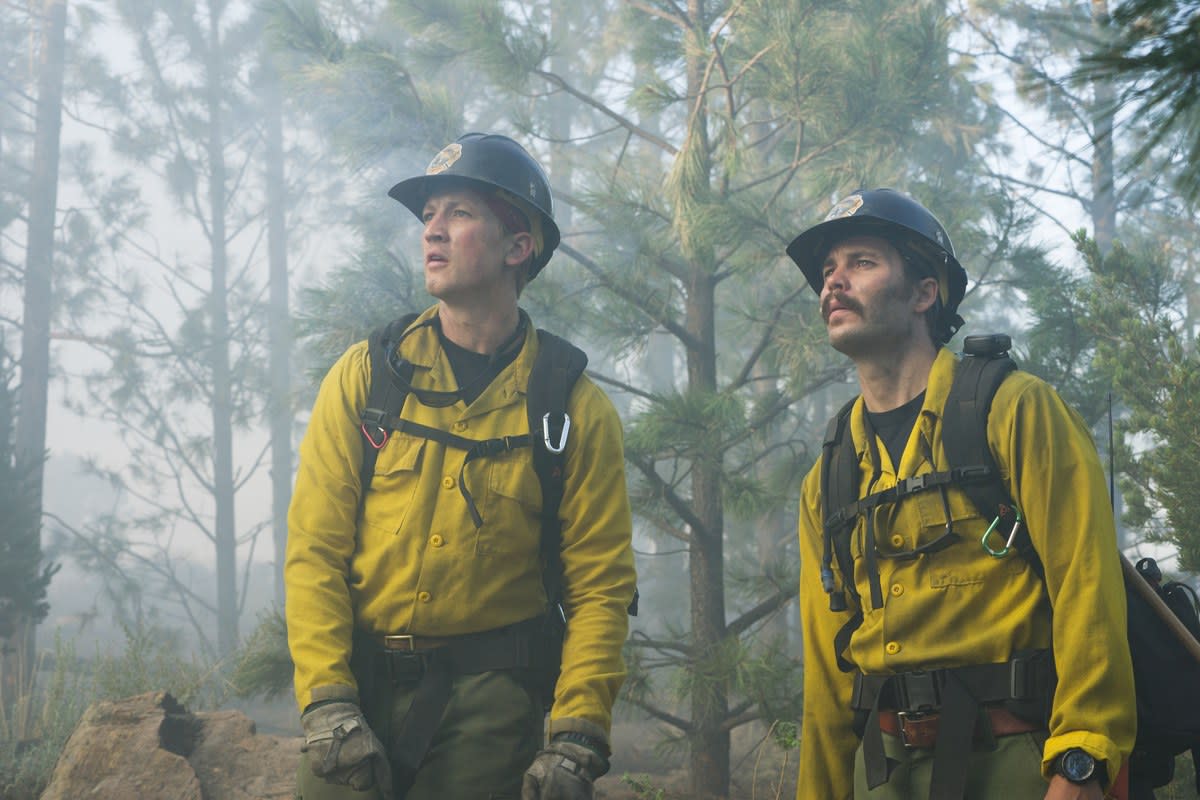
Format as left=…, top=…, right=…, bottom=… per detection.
left=786, top=215, right=967, bottom=309
left=786, top=217, right=905, bottom=294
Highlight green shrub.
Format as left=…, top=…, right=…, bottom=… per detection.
left=229, top=609, right=293, bottom=700
left=92, top=621, right=227, bottom=710
left=0, top=635, right=91, bottom=800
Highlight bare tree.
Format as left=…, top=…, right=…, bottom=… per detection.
left=70, top=0, right=278, bottom=657
left=4, top=0, right=66, bottom=711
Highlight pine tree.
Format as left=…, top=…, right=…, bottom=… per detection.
left=1083, top=0, right=1200, bottom=206
left=1037, top=234, right=1200, bottom=572
left=67, top=0, right=293, bottom=657
left=0, top=343, right=58, bottom=706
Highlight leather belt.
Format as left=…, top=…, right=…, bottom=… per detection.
left=879, top=706, right=1040, bottom=749
left=380, top=633, right=458, bottom=652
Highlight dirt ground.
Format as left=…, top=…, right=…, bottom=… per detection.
left=595, top=720, right=799, bottom=800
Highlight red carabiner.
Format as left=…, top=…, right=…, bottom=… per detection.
left=360, top=424, right=389, bottom=450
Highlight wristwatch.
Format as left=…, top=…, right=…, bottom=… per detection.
left=1055, top=748, right=1102, bottom=785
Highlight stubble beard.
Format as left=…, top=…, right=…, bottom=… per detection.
left=826, top=281, right=919, bottom=359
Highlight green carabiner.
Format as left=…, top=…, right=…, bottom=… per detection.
left=981, top=508, right=1023, bottom=558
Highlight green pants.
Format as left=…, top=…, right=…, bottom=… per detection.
left=296, top=670, right=544, bottom=800
left=853, top=730, right=1047, bottom=799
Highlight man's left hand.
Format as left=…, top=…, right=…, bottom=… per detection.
left=1043, top=775, right=1105, bottom=800
left=521, top=737, right=610, bottom=800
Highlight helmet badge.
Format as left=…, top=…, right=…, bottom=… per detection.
left=824, top=193, right=864, bottom=221
left=426, top=143, right=463, bottom=175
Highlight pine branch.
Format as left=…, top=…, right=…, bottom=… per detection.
left=531, top=68, right=678, bottom=156
left=719, top=706, right=760, bottom=732
left=558, top=241, right=699, bottom=349
left=725, top=587, right=797, bottom=641
left=628, top=453, right=708, bottom=537
left=627, top=0, right=689, bottom=29
left=622, top=694, right=693, bottom=733
left=628, top=631, right=693, bottom=658
left=730, top=286, right=807, bottom=389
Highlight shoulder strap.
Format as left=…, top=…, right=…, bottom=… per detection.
left=820, top=397, right=863, bottom=671
left=359, top=313, right=421, bottom=498
left=941, top=346, right=1043, bottom=578
left=822, top=397, right=861, bottom=535
left=528, top=329, right=588, bottom=608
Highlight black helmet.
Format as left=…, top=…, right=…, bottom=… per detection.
left=389, top=133, right=561, bottom=279
left=786, top=188, right=967, bottom=341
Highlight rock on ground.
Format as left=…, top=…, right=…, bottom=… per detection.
left=41, top=690, right=300, bottom=800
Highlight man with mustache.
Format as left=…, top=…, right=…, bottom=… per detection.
left=787, top=189, right=1135, bottom=799
left=286, top=133, right=637, bottom=800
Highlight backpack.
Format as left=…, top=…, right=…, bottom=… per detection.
left=357, top=314, right=637, bottom=706
left=819, top=333, right=1200, bottom=798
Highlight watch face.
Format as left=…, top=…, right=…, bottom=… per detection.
left=1061, top=749, right=1096, bottom=782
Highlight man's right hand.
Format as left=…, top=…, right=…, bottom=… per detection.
left=301, top=701, right=393, bottom=796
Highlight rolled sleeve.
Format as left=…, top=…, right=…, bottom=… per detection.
left=550, top=379, right=637, bottom=738
left=995, top=376, right=1136, bottom=782
left=285, top=342, right=370, bottom=711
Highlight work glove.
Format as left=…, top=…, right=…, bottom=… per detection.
left=300, top=700, right=393, bottom=796
left=521, top=734, right=610, bottom=800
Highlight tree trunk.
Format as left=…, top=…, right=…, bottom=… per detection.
left=265, top=64, right=291, bottom=611
left=5, top=0, right=67, bottom=712
left=206, top=4, right=237, bottom=657
left=1090, top=0, right=1116, bottom=258
left=1090, top=0, right=1122, bottom=546
left=685, top=274, right=729, bottom=797
left=682, top=3, right=729, bottom=788
left=548, top=4, right=573, bottom=231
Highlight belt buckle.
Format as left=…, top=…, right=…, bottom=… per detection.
left=382, top=646, right=425, bottom=685
left=383, top=634, right=416, bottom=652
left=896, top=710, right=937, bottom=750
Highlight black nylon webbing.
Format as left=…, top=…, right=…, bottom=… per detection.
left=373, top=619, right=546, bottom=787
left=372, top=415, right=533, bottom=528
left=852, top=654, right=1053, bottom=799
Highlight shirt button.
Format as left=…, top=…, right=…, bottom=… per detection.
left=442, top=476, right=455, bottom=490
left=453, top=421, right=467, bottom=432
left=418, top=591, right=431, bottom=603
left=890, top=534, right=904, bottom=548
left=890, top=583, right=904, bottom=597
left=886, top=641, right=901, bottom=655
left=430, top=534, right=444, bottom=547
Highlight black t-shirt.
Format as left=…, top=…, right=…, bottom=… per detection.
left=437, top=322, right=524, bottom=406
left=865, top=391, right=926, bottom=468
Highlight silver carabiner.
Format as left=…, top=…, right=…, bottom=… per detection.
left=981, top=509, right=1023, bottom=558
left=542, top=412, right=571, bottom=454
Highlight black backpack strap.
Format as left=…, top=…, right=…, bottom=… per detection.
left=527, top=329, right=588, bottom=608
left=820, top=397, right=865, bottom=672
left=941, top=346, right=1044, bottom=577
left=359, top=313, right=421, bottom=501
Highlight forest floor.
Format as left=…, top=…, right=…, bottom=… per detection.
left=575, top=719, right=798, bottom=800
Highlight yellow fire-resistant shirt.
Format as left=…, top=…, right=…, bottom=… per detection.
left=286, top=305, right=637, bottom=740
left=797, top=347, right=1135, bottom=799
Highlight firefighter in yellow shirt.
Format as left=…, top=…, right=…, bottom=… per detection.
left=286, top=133, right=637, bottom=800
left=786, top=189, right=1135, bottom=799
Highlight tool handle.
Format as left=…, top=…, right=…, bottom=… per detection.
left=1121, top=553, right=1200, bottom=666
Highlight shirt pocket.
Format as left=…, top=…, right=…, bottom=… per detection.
left=361, top=433, right=425, bottom=536
left=917, top=487, right=990, bottom=588
left=476, top=450, right=542, bottom=556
